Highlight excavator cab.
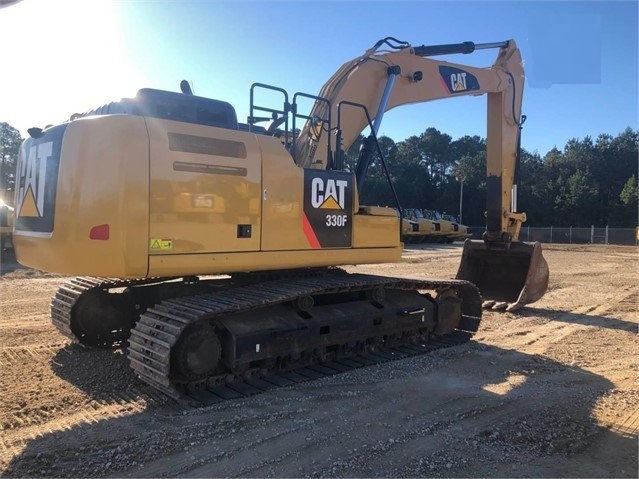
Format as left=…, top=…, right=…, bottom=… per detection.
left=456, top=240, right=549, bottom=312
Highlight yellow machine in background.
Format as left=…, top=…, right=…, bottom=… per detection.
left=440, top=213, right=472, bottom=242
left=397, top=209, right=422, bottom=243
left=403, top=208, right=437, bottom=242
left=433, top=211, right=472, bottom=242
left=0, top=201, right=14, bottom=251
left=13, top=37, right=548, bottom=401
left=402, top=209, right=471, bottom=243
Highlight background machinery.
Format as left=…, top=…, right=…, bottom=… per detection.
left=13, top=37, right=548, bottom=400
left=402, top=209, right=471, bottom=243
left=397, top=209, right=422, bottom=243
left=0, top=202, right=13, bottom=252
left=403, top=208, right=437, bottom=243
left=427, top=209, right=456, bottom=241
left=440, top=213, right=472, bottom=242
left=430, top=210, right=471, bottom=243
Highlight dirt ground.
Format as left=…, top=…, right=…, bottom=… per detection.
left=0, top=243, right=637, bottom=478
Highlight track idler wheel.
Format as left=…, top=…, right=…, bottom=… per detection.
left=70, top=289, right=138, bottom=348
left=172, top=325, right=222, bottom=380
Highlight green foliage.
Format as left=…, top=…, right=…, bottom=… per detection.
left=352, top=125, right=638, bottom=227
left=1, top=122, right=22, bottom=202
left=620, top=175, right=638, bottom=205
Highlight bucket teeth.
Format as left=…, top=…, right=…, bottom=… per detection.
left=505, top=301, right=525, bottom=312
left=491, top=301, right=509, bottom=311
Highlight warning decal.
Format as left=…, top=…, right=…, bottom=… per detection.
left=303, top=169, right=353, bottom=248
left=150, top=239, right=173, bottom=251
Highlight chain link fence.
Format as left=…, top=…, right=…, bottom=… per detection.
left=468, top=226, right=639, bottom=246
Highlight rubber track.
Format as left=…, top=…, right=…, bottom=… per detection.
left=127, top=274, right=482, bottom=403
left=50, top=276, right=171, bottom=344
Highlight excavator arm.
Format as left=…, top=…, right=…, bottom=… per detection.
left=293, top=38, right=548, bottom=311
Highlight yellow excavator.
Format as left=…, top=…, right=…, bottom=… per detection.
left=430, top=210, right=471, bottom=243
left=403, top=208, right=437, bottom=242
left=397, top=210, right=422, bottom=243
left=13, top=37, right=548, bottom=402
left=440, top=213, right=472, bottom=243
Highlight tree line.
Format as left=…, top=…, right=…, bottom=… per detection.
left=346, top=126, right=638, bottom=227
left=1, top=121, right=637, bottom=227
left=0, top=122, right=21, bottom=203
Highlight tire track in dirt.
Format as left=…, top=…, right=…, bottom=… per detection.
left=1, top=341, right=171, bottom=465
left=602, top=289, right=638, bottom=315
left=612, top=408, right=639, bottom=437
left=0, top=314, right=53, bottom=329
left=593, top=387, right=639, bottom=439
left=0, top=343, right=69, bottom=363
left=1, top=297, right=52, bottom=306
left=572, top=286, right=638, bottom=316
left=481, top=287, right=639, bottom=356
left=1, top=392, right=169, bottom=463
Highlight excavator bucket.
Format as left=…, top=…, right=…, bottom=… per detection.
left=455, top=240, right=549, bottom=312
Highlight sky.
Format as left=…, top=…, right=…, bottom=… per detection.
left=0, top=0, right=637, bottom=156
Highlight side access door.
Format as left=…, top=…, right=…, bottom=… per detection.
left=147, top=119, right=262, bottom=255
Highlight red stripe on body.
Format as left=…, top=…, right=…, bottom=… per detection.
left=302, top=213, right=321, bottom=249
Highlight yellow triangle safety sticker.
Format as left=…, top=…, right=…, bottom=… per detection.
left=150, top=239, right=173, bottom=250
left=19, top=186, right=40, bottom=217
left=319, top=195, right=341, bottom=210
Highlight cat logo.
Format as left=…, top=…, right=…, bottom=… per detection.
left=17, top=141, right=53, bottom=218
left=14, top=125, right=64, bottom=235
left=438, top=66, right=480, bottom=94
left=450, top=72, right=467, bottom=92
left=310, top=177, right=348, bottom=210
left=303, top=170, right=353, bottom=248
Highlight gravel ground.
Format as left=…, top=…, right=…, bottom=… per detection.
left=0, top=243, right=637, bottom=477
